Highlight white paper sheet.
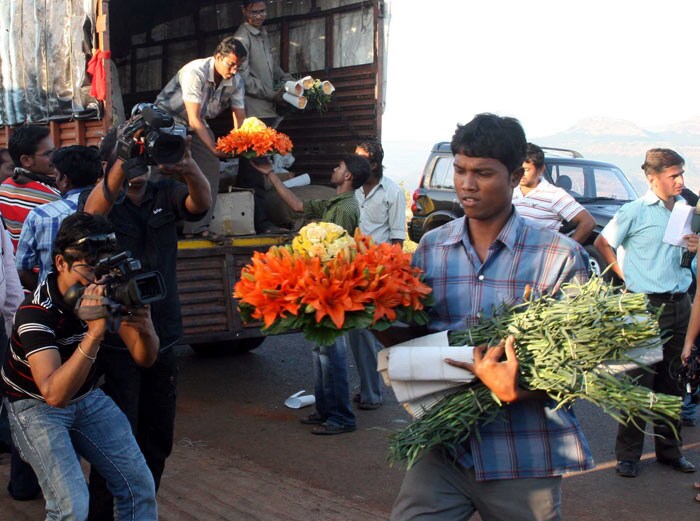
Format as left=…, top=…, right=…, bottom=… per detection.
left=283, top=173, right=310, bottom=188
left=663, top=203, right=693, bottom=246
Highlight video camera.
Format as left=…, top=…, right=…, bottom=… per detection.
left=681, top=201, right=700, bottom=268
left=116, top=103, right=187, bottom=179
left=65, top=251, right=167, bottom=329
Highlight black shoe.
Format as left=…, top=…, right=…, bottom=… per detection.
left=657, top=456, right=697, bottom=473
left=299, top=412, right=326, bottom=425
left=615, top=460, right=638, bottom=477
left=311, top=422, right=356, bottom=435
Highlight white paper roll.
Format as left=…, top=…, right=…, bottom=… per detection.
left=300, top=75, right=315, bottom=90
left=284, top=80, right=303, bottom=96
left=321, top=80, right=335, bottom=95
left=283, top=92, right=307, bottom=109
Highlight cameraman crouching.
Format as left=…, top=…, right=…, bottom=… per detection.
left=0, top=212, right=158, bottom=520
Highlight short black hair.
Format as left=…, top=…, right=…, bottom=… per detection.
left=356, top=139, right=384, bottom=177
left=450, top=113, right=527, bottom=174
left=52, top=212, right=116, bottom=270
left=8, top=125, right=52, bottom=167
left=241, top=0, right=265, bottom=6
left=215, top=36, right=248, bottom=60
left=343, top=154, right=371, bottom=189
left=51, top=146, right=101, bottom=188
left=525, top=143, right=545, bottom=170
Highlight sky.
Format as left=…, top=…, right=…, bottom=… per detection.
left=381, top=1, right=700, bottom=187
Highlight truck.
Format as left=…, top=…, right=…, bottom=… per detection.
left=0, top=0, right=390, bottom=354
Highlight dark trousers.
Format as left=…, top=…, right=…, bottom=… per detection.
left=88, top=348, right=178, bottom=520
left=615, top=295, right=690, bottom=461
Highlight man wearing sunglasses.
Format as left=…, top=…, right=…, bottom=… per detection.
left=0, top=125, right=61, bottom=250
left=154, top=36, right=248, bottom=241
left=1, top=212, right=159, bottom=520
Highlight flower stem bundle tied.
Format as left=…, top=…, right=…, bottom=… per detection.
left=389, top=276, right=681, bottom=468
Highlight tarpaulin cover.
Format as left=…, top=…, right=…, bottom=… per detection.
left=0, top=0, right=95, bottom=125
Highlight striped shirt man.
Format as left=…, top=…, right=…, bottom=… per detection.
left=512, top=179, right=586, bottom=231
left=1, top=272, right=93, bottom=403
left=412, top=211, right=594, bottom=480
left=0, top=172, right=60, bottom=251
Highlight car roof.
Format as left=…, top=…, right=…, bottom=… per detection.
left=430, top=142, right=621, bottom=170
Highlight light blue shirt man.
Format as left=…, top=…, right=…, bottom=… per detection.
left=600, top=190, right=691, bottom=294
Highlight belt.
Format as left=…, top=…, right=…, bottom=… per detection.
left=646, top=292, right=687, bottom=302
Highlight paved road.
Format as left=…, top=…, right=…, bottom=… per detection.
left=1, top=333, right=699, bottom=520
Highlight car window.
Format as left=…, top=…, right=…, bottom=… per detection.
left=549, top=165, right=585, bottom=197
left=593, top=167, right=636, bottom=200
left=429, top=156, right=455, bottom=189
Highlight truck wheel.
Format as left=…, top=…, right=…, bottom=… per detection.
left=190, top=337, right=266, bottom=356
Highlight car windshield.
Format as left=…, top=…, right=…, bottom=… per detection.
left=546, top=163, right=638, bottom=202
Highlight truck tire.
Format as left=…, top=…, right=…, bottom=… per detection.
left=190, top=337, right=266, bottom=356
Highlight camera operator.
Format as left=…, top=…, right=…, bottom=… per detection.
left=83, top=128, right=210, bottom=520
left=154, top=36, right=247, bottom=242
left=0, top=212, right=159, bottom=520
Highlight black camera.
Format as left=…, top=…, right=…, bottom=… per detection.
left=116, top=103, right=187, bottom=178
left=65, top=251, right=167, bottom=328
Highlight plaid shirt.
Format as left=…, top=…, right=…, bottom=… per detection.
left=15, top=188, right=90, bottom=283
left=412, top=211, right=595, bottom=480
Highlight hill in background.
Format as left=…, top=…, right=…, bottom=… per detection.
left=536, top=117, right=700, bottom=194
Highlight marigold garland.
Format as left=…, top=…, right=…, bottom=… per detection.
left=216, top=117, right=293, bottom=158
left=233, top=223, right=434, bottom=346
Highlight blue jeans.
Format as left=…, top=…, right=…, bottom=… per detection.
left=312, top=335, right=355, bottom=428
left=6, top=389, right=157, bottom=521
left=682, top=388, right=699, bottom=421
left=348, top=329, right=384, bottom=404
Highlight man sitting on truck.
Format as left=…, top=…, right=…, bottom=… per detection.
left=154, top=36, right=247, bottom=242
left=512, top=143, right=595, bottom=244
left=83, top=128, right=211, bottom=519
left=257, top=154, right=371, bottom=434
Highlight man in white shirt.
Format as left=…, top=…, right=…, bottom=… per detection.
left=513, top=143, right=595, bottom=244
left=349, top=140, right=406, bottom=409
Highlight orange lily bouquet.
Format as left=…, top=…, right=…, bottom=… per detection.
left=233, top=222, right=434, bottom=346
left=216, top=117, right=293, bottom=158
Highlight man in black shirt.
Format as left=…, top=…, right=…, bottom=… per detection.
left=84, top=131, right=210, bottom=519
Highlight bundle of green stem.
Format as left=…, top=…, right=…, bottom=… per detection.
left=389, top=276, right=682, bottom=468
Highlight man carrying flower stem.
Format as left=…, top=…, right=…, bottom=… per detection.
left=595, top=148, right=698, bottom=477
left=257, top=154, right=371, bottom=434
left=380, top=113, right=594, bottom=521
